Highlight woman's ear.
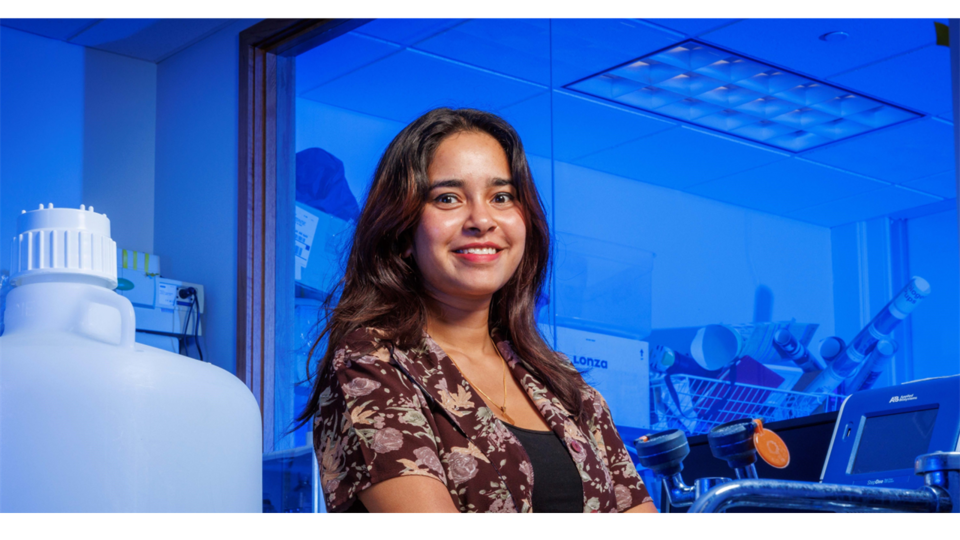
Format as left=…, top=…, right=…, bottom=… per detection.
left=402, top=244, right=413, bottom=259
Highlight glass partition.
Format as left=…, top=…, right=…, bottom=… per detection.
left=273, top=18, right=958, bottom=511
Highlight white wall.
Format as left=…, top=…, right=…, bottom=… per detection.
left=82, top=48, right=157, bottom=254
left=0, top=27, right=156, bottom=273
left=154, top=20, right=258, bottom=375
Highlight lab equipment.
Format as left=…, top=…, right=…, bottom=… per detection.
left=647, top=325, right=742, bottom=371
left=805, top=277, right=930, bottom=394
left=262, top=446, right=323, bottom=512
left=636, top=374, right=960, bottom=512
left=0, top=204, right=262, bottom=511
left=650, top=372, right=843, bottom=435
left=295, top=200, right=353, bottom=292
left=114, top=252, right=205, bottom=354
left=848, top=339, right=898, bottom=393
left=647, top=321, right=819, bottom=371
left=772, top=328, right=826, bottom=372
left=650, top=344, right=676, bottom=372
left=818, top=336, right=846, bottom=363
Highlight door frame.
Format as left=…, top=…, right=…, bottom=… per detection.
left=237, top=18, right=368, bottom=451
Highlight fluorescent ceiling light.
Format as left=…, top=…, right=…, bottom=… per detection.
left=567, top=41, right=919, bottom=152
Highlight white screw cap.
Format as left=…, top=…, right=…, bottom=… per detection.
left=9, top=205, right=117, bottom=288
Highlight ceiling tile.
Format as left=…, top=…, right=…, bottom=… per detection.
left=552, top=19, right=679, bottom=87
left=296, top=32, right=400, bottom=95
left=702, top=19, right=942, bottom=79
left=0, top=19, right=99, bottom=41
left=687, top=158, right=886, bottom=215
left=829, top=45, right=952, bottom=116
left=903, top=170, right=957, bottom=199
left=301, top=49, right=544, bottom=124
left=785, top=185, right=941, bottom=227
left=70, top=19, right=233, bottom=62
left=415, top=19, right=550, bottom=85
left=496, top=92, right=552, bottom=158
left=645, top=19, right=738, bottom=37
left=803, top=118, right=955, bottom=184
left=574, top=125, right=787, bottom=190
left=355, top=19, right=464, bottom=46
left=553, top=91, right=675, bottom=161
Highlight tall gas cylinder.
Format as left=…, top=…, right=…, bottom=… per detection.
left=0, top=204, right=262, bottom=512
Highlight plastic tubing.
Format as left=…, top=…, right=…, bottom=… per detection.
left=805, top=277, right=930, bottom=394
left=849, top=340, right=898, bottom=393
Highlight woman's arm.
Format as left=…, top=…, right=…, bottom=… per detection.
left=357, top=476, right=460, bottom=513
left=623, top=501, right=659, bottom=513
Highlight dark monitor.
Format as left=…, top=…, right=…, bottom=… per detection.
left=850, top=407, right=939, bottom=475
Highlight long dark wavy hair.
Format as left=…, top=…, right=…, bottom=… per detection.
left=295, top=107, right=590, bottom=429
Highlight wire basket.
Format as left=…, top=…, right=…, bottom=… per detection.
left=651, top=373, right=846, bottom=435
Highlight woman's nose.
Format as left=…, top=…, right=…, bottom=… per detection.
left=464, top=201, right=496, bottom=233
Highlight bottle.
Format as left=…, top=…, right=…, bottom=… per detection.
left=805, top=277, right=929, bottom=394
left=849, top=340, right=898, bottom=393
left=818, top=336, right=846, bottom=364
left=772, top=328, right=826, bottom=372
left=0, top=204, right=262, bottom=511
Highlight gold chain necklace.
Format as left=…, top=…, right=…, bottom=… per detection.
left=449, top=337, right=513, bottom=424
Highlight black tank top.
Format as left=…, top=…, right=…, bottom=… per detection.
left=504, top=423, right=584, bottom=513
left=344, top=423, right=584, bottom=513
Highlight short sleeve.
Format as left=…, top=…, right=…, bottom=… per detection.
left=313, top=328, right=448, bottom=512
left=590, top=389, right=653, bottom=512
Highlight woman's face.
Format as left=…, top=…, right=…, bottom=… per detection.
left=411, top=130, right=526, bottom=305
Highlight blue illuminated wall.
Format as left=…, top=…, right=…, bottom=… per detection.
left=0, top=27, right=156, bottom=268
left=1, top=28, right=85, bottom=270
left=154, top=20, right=258, bottom=376
left=907, top=209, right=960, bottom=379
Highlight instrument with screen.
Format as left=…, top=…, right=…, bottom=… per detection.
left=821, top=375, right=960, bottom=489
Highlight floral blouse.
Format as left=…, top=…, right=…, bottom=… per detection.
left=313, top=326, right=652, bottom=513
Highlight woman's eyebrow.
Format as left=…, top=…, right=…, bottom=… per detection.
left=428, top=179, right=464, bottom=190
left=428, top=178, right=514, bottom=190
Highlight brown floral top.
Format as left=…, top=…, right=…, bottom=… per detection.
left=313, top=327, right=652, bottom=513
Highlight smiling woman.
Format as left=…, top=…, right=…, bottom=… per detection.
left=295, top=107, right=656, bottom=513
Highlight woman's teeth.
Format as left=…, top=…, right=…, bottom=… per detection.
left=456, top=247, right=498, bottom=254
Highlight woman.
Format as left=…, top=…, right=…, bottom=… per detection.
left=298, top=108, right=656, bottom=513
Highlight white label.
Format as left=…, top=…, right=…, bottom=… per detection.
left=295, top=205, right=320, bottom=267
left=554, top=326, right=649, bottom=428
left=157, top=282, right=178, bottom=309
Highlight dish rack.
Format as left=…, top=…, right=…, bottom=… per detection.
left=651, top=373, right=846, bottom=436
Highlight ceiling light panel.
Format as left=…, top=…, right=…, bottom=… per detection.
left=567, top=41, right=920, bottom=152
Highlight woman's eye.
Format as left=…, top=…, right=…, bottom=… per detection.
left=435, top=194, right=458, bottom=205
left=493, top=193, right=515, bottom=204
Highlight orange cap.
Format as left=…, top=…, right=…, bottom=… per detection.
left=754, top=419, right=790, bottom=469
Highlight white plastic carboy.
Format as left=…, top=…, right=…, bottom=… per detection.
left=0, top=204, right=262, bottom=512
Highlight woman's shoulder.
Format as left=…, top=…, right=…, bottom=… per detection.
left=332, top=327, right=393, bottom=364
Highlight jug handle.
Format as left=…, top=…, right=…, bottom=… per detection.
left=83, top=286, right=136, bottom=349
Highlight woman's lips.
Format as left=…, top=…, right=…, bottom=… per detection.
left=452, top=249, right=502, bottom=263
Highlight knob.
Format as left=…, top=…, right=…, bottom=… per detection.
left=708, top=419, right=759, bottom=472
left=635, top=429, right=690, bottom=477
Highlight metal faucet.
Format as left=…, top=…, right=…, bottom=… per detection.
left=689, top=452, right=959, bottom=513
left=636, top=419, right=960, bottom=513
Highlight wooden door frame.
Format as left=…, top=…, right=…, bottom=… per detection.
left=237, top=18, right=368, bottom=451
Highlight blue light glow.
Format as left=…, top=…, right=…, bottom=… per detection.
left=568, top=41, right=920, bottom=152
